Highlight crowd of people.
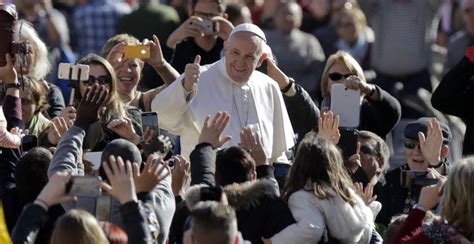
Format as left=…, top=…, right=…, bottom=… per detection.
left=1, top=0, right=474, bottom=243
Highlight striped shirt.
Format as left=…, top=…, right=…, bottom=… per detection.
left=367, top=0, right=442, bottom=75
left=73, top=0, right=131, bottom=58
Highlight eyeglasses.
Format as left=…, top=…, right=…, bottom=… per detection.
left=404, top=139, right=420, bottom=150
left=360, top=144, right=381, bottom=159
left=82, top=75, right=112, bottom=86
left=328, top=72, right=354, bottom=81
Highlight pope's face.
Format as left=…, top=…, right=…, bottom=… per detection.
left=224, top=32, right=263, bottom=83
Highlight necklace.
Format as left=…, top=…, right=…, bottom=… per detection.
left=232, top=84, right=250, bottom=129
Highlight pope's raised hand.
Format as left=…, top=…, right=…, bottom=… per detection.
left=183, top=55, right=201, bottom=91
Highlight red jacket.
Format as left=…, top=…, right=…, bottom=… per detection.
left=391, top=209, right=433, bottom=244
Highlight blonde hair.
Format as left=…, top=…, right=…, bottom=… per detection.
left=334, top=5, right=368, bottom=30
left=16, top=21, right=51, bottom=81
left=320, top=50, right=366, bottom=98
left=440, top=157, right=474, bottom=240
left=50, top=209, right=108, bottom=244
left=76, top=54, right=127, bottom=122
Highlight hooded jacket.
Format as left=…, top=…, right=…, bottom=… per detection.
left=271, top=187, right=374, bottom=244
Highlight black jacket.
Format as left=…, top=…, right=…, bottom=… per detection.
left=358, top=85, right=402, bottom=140
left=432, top=57, right=474, bottom=155
left=283, top=84, right=320, bottom=145
left=185, top=143, right=296, bottom=244
left=11, top=201, right=152, bottom=244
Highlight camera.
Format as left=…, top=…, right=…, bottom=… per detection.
left=0, top=4, right=17, bottom=67
left=400, top=170, right=438, bottom=188
left=124, top=45, right=150, bottom=59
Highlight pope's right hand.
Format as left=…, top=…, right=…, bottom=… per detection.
left=183, top=55, right=201, bottom=91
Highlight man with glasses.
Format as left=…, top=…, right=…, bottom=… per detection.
left=166, top=0, right=234, bottom=73
left=376, top=117, right=451, bottom=226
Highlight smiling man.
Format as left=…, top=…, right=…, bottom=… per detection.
left=376, top=117, right=451, bottom=226
left=152, top=23, right=295, bottom=162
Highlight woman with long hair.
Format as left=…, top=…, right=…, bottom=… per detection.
left=69, top=54, right=142, bottom=151
left=393, top=158, right=474, bottom=243
left=268, top=132, right=374, bottom=243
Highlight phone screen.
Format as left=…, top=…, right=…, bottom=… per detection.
left=66, top=176, right=101, bottom=197
left=337, top=128, right=358, bottom=160
left=141, top=112, right=160, bottom=137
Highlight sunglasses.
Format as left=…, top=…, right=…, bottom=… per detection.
left=82, top=75, right=112, bottom=86
left=328, top=72, right=354, bottom=81
left=360, top=144, right=381, bottom=159
left=404, top=139, right=420, bottom=150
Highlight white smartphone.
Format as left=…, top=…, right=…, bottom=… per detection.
left=83, top=151, right=103, bottom=170
left=58, top=63, right=90, bottom=81
left=330, top=83, right=361, bottom=128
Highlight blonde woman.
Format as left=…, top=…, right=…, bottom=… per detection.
left=320, top=51, right=401, bottom=139
left=267, top=132, right=374, bottom=243
left=69, top=54, right=143, bottom=151
left=393, top=158, right=474, bottom=243
left=14, top=21, right=65, bottom=118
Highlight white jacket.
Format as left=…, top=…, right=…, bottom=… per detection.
left=271, top=188, right=374, bottom=244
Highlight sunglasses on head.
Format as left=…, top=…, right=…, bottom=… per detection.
left=404, top=139, right=420, bottom=149
left=328, top=72, right=354, bottom=81
left=82, top=75, right=112, bottom=86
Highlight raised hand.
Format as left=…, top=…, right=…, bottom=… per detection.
left=210, top=16, right=234, bottom=40
left=418, top=118, right=443, bottom=166
left=171, top=155, right=190, bottom=196
left=198, top=111, right=231, bottom=149
left=144, top=35, right=165, bottom=68
left=354, top=182, right=377, bottom=206
left=47, top=116, right=72, bottom=145
left=183, top=55, right=201, bottom=91
left=74, top=84, right=109, bottom=129
left=101, top=155, right=138, bottom=204
left=132, top=154, right=170, bottom=193
left=240, top=127, right=267, bottom=166
left=37, top=171, right=76, bottom=208
left=166, top=16, right=205, bottom=48
left=107, top=117, right=141, bottom=144
left=317, top=111, right=340, bottom=144
left=59, top=106, right=77, bottom=125
left=105, top=42, right=126, bottom=71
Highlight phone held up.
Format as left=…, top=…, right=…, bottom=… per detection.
left=141, top=112, right=160, bottom=138
left=124, top=45, right=151, bottom=59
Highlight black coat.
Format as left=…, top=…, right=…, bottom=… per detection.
left=432, top=57, right=474, bottom=156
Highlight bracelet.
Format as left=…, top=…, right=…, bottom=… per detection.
left=281, top=78, right=294, bottom=93
left=34, top=198, right=49, bottom=210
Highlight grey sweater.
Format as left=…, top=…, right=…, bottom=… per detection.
left=48, top=126, right=176, bottom=244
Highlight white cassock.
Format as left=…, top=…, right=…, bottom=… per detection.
left=151, top=58, right=295, bottom=161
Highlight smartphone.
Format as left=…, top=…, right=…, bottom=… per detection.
left=83, top=151, right=103, bottom=170
left=197, top=19, right=218, bottom=34
left=337, top=128, right=358, bottom=160
left=66, top=176, right=101, bottom=197
left=400, top=170, right=438, bottom=188
left=141, top=112, right=160, bottom=137
left=330, top=83, right=361, bottom=128
left=95, top=195, right=112, bottom=221
left=124, top=45, right=150, bottom=59
left=22, top=135, right=38, bottom=152
left=58, top=63, right=90, bottom=81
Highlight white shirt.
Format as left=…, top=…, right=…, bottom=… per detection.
left=151, top=58, right=295, bottom=161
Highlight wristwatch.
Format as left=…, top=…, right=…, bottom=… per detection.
left=2, top=83, right=21, bottom=91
